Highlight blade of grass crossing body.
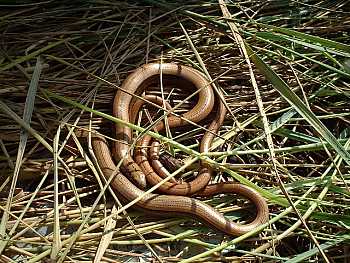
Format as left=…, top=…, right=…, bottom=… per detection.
left=43, top=89, right=287, bottom=206
left=0, top=57, right=42, bottom=254
left=56, top=139, right=189, bottom=263
left=35, top=158, right=199, bottom=263
left=244, top=43, right=350, bottom=166
left=71, top=126, right=163, bottom=262
left=179, top=199, right=303, bottom=263
left=180, top=164, right=349, bottom=263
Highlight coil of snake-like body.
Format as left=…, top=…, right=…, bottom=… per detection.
left=92, top=63, right=269, bottom=236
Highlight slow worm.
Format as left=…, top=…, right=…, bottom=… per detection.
left=92, top=63, right=269, bottom=236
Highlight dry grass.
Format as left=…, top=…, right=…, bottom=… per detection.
left=0, top=1, right=349, bottom=262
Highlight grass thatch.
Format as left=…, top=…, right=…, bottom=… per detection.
left=0, top=0, right=349, bottom=262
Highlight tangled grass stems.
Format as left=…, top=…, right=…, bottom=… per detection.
left=0, top=1, right=349, bottom=262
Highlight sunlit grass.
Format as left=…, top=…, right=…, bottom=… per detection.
left=0, top=1, right=349, bottom=262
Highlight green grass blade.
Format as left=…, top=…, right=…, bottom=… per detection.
left=0, top=39, right=68, bottom=72
left=256, top=32, right=350, bottom=58
left=245, top=31, right=350, bottom=78
left=43, top=89, right=288, bottom=206
left=0, top=57, right=42, bottom=254
left=245, top=43, right=350, bottom=166
left=285, top=234, right=350, bottom=263
left=262, top=24, right=350, bottom=54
